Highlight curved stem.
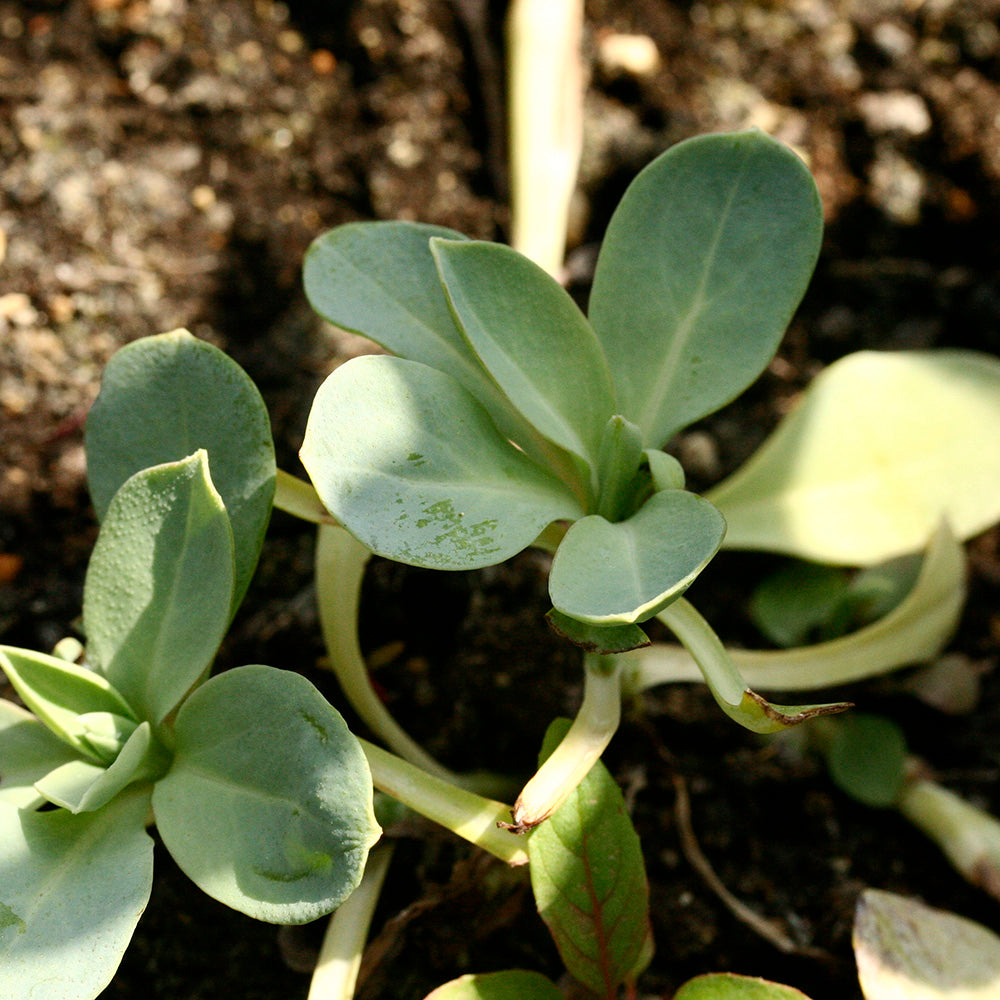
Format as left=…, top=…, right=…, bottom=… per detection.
left=506, top=652, right=622, bottom=833
left=626, top=521, right=965, bottom=694
left=315, top=525, right=472, bottom=785
left=361, top=740, right=528, bottom=866
left=655, top=599, right=745, bottom=705
left=307, top=844, right=395, bottom=1000
left=646, top=599, right=849, bottom=734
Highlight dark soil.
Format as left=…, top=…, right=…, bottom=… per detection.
left=3, top=1, right=1000, bottom=998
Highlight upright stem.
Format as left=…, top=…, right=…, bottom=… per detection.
left=307, top=844, right=395, bottom=1000
left=506, top=652, right=622, bottom=832
left=507, top=0, right=585, bottom=277
left=362, top=740, right=529, bottom=867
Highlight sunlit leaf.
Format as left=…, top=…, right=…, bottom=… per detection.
left=0, top=788, right=154, bottom=1000
left=84, top=452, right=234, bottom=724
left=675, top=973, right=814, bottom=999
left=85, top=329, right=275, bottom=611
left=589, top=129, right=822, bottom=446
left=424, top=970, right=564, bottom=1000
left=854, top=889, right=1000, bottom=999
left=153, top=665, right=381, bottom=923
left=528, top=719, right=651, bottom=996
left=303, top=220, right=477, bottom=384
left=711, top=350, right=1000, bottom=564
left=301, top=355, right=582, bottom=570
left=34, top=722, right=168, bottom=814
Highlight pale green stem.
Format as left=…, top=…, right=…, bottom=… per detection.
left=653, top=598, right=744, bottom=705
left=898, top=772, right=1000, bottom=901
left=315, top=524, right=484, bottom=788
left=274, top=469, right=339, bottom=525
left=625, top=520, right=965, bottom=694
left=507, top=0, right=585, bottom=277
left=640, top=600, right=848, bottom=733
left=508, top=653, right=622, bottom=832
left=362, top=740, right=528, bottom=866
left=307, top=844, right=395, bottom=1000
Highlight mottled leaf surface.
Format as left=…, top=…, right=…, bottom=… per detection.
left=301, top=355, right=581, bottom=570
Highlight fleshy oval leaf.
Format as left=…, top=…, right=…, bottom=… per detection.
left=85, top=329, right=275, bottom=612
left=854, top=889, right=1000, bottom=1000
left=35, top=722, right=167, bottom=814
left=710, top=350, right=1000, bottom=565
left=675, top=973, right=814, bottom=999
left=0, top=789, right=154, bottom=1000
left=300, top=354, right=582, bottom=570
left=432, top=238, right=616, bottom=469
left=548, top=489, right=725, bottom=624
left=83, top=451, right=235, bottom=724
left=588, top=129, right=822, bottom=446
left=303, top=220, right=476, bottom=381
left=152, top=664, right=381, bottom=924
left=424, top=971, right=564, bottom=1000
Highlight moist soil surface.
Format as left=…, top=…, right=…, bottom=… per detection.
left=3, top=2, right=1000, bottom=998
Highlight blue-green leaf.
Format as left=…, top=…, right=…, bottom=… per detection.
left=301, top=355, right=582, bottom=570
left=34, top=722, right=168, bottom=814
left=0, top=645, right=137, bottom=761
left=0, top=788, right=154, bottom=1000
left=152, top=665, right=381, bottom=923
left=83, top=451, right=235, bottom=724
left=0, top=699, right=82, bottom=809
left=85, top=329, right=275, bottom=612
left=589, top=130, right=822, bottom=446
left=549, top=489, right=725, bottom=624
left=303, top=221, right=476, bottom=381
left=432, top=238, right=615, bottom=470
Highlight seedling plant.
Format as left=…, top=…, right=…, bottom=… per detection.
left=4, top=129, right=1000, bottom=1000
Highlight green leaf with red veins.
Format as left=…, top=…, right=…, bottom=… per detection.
left=528, top=719, right=652, bottom=997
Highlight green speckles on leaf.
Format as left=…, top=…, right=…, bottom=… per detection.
left=0, top=900, right=25, bottom=934
left=413, top=499, right=500, bottom=554
left=298, top=711, right=330, bottom=744
left=301, top=355, right=581, bottom=570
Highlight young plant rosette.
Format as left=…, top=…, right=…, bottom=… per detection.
left=300, top=129, right=844, bottom=739
left=0, top=337, right=380, bottom=1000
